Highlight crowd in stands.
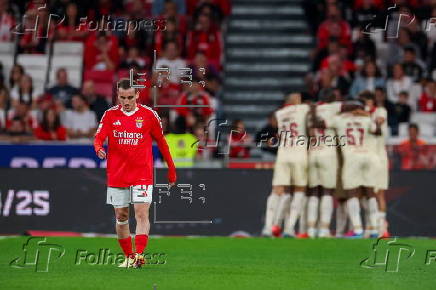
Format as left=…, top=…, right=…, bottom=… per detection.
left=303, top=0, right=436, bottom=137
left=0, top=0, right=230, bottom=160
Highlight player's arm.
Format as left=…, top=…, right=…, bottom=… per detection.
left=369, top=118, right=383, bottom=136
left=150, top=113, right=177, bottom=186
left=93, top=111, right=110, bottom=159
left=309, top=103, right=326, bottom=129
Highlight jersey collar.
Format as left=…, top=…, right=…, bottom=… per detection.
left=121, top=105, right=139, bottom=116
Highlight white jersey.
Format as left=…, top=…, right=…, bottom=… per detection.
left=309, top=101, right=342, bottom=152
left=275, top=104, right=309, bottom=155
left=371, top=107, right=388, bottom=156
left=327, top=113, right=377, bottom=155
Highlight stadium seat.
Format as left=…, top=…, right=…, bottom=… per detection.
left=49, top=55, right=83, bottom=88
left=16, top=54, right=49, bottom=89
left=0, top=42, right=15, bottom=54
left=52, top=42, right=84, bottom=56
left=84, top=70, right=114, bottom=99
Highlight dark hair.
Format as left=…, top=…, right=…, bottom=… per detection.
left=41, top=109, right=61, bottom=132
left=9, top=64, right=24, bottom=88
left=362, top=61, right=382, bottom=78
left=399, top=90, right=409, bottom=97
left=173, top=116, right=186, bottom=133
left=18, top=75, right=34, bottom=106
left=117, top=78, right=138, bottom=93
left=359, top=90, right=375, bottom=101
left=404, top=46, right=416, bottom=55
left=409, top=123, right=419, bottom=131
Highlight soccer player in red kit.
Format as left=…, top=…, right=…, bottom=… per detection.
left=94, top=78, right=177, bottom=268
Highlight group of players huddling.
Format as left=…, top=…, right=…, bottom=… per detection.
left=262, top=89, right=389, bottom=239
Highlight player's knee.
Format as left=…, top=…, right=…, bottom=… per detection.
left=115, top=211, right=129, bottom=222
left=135, top=211, right=149, bottom=222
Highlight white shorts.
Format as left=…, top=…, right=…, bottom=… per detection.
left=107, top=185, right=153, bottom=208
left=374, top=153, right=389, bottom=191
left=342, top=153, right=377, bottom=190
left=308, top=150, right=337, bottom=189
left=272, top=151, right=307, bottom=187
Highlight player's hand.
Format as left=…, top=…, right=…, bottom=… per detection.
left=97, top=149, right=106, bottom=159
left=168, top=182, right=176, bottom=189
left=375, top=117, right=384, bottom=126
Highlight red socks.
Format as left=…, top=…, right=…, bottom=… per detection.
left=118, top=237, right=133, bottom=257
left=118, top=235, right=149, bottom=256
left=134, top=234, right=149, bottom=254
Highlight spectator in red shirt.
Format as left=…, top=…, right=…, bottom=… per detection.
left=158, top=0, right=187, bottom=37
left=19, top=5, right=55, bottom=53
left=186, top=13, right=222, bottom=69
left=418, top=79, right=436, bottom=112
left=154, top=19, right=184, bottom=57
left=229, top=119, right=252, bottom=159
left=397, top=123, right=428, bottom=170
left=317, top=5, right=351, bottom=50
left=34, top=108, right=67, bottom=141
left=56, top=2, right=88, bottom=42
left=0, top=0, right=15, bottom=42
left=176, top=80, right=213, bottom=122
left=84, top=32, right=119, bottom=71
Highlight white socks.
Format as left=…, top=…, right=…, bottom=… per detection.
left=273, top=194, right=291, bottom=227
left=347, top=197, right=363, bottom=234
left=336, top=201, right=348, bottom=237
left=307, top=196, right=319, bottom=228
left=368, top=197, right=379, bottom=231
left=285, top=191, right=305, bottom=235
left=262, top=193, right=280, bottom=235
left=320, top=195, right=333, bottom=229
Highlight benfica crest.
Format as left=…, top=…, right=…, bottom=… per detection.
left=136, top=119, right=144, bottom=128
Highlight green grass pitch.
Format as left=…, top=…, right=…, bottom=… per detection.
left=1, top=236, right=435, bottom=290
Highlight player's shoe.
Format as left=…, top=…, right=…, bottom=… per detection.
left=344, top=230, right=363, bottom=239
left=307, top=227, right=317, bottom=238
left=118, top=254, right=136, bottom=268
left=318, top=228, right=331, bottom=238
left=271, top=225, right=282, bottom=237
left=282, top=229, right=295, bottom=238
left=132, top=253, right=146, bottom=268
left=296, top=233, right=309, bottom=239
left=379, top=231, right=391, bottom=238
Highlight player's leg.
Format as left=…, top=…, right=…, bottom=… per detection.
left=363, top=187, right=379, bottom=238
left=272, top=186, right=291, bottom=236
left=284, top=155, right=307, bottom=238
left=307, top=155, right=320, bottom=238
left=107, top=187, right=135, bottom=266
left=268, top=161, right=291, bottom=236
left=342, top=155, right=364, bottom=236
left=134, top=202, right=150, bottom=250
left=131, top=185, right=154, bottom=267
left=307, top=186, right=320, bottom=238
left=375, top=155, right=389, bottom=237
left=317, top=153, right=337, bottom=237
left=376, top=190, right=388, bottom=237
left=262, top=186, right=281, bottom=236
left=335, top=198, right=348, bottom=237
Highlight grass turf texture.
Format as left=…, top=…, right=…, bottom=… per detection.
left=1, top=237, right=435, bottom=290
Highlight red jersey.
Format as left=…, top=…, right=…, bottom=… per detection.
left=94, top=104, right=176, bottom=187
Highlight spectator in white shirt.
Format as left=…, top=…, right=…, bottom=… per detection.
left=386, top=64, right=413, bottom=104
left=155, top=41, right=187, bottom=84
left=10, top=74, right=43, bottom=109
left=63, top=94, right=97, bottom=140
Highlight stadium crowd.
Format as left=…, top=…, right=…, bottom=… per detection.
left=0, top=0, right=229, bottom=154
left=303, top=0, right=436, bottom=134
